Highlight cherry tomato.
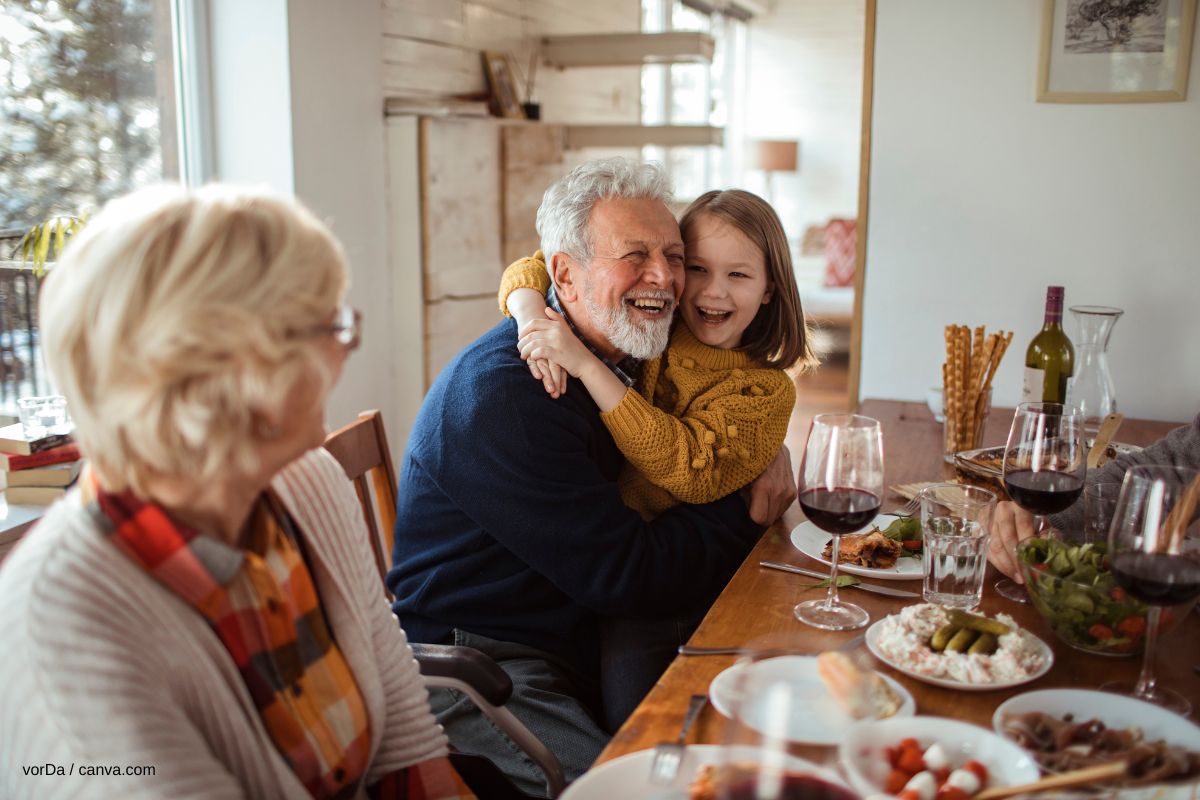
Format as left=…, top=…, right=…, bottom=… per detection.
left=963, top=760, right=989, bottom=784
left=1117, top=616, right=1146, bottom=638
left=1109, top=586, right=1128, bottom=602
left=885, top=768, right=911, bottom=794
left=903, top=540, right=923, bottom=551
left=1088, top=623, right=1114, bottom=640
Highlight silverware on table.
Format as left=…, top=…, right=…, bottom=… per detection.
left=758, top=560, right=922, bottom=598
left=648, top=692, right=707, bottom=784
left=676, top=645, right=746, bottom=656
left=678, top=633, right=866, bottom=657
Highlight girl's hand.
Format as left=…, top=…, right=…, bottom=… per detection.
left=517, top=308, right=598, bottom=382
left=528, top=356, right=568, bottom=399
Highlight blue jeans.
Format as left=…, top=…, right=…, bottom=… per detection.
left=425, top=629, right=609, bottom=798
left=599, top=610, right=704, bottom=732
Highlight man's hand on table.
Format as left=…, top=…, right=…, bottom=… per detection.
left=986, top=500, right=1039, bottom=582
left=745, top=445, right=794, bottom=525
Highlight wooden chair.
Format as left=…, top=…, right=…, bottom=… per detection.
left=323, top=410, right=566, bottom=797
left=323, top=409, right=397, bottom=593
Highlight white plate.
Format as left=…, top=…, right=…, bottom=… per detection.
left=993, top=689, right=1200, bottom=800
left=707, top=655, right=916, bottom=745
left=865, top=616, right=1054, bottom=691
left=559, top=744, right=845, bottom=799
left=840, top=715, right=1040, bottom=798
left=790, top=514, right=923, bottom=581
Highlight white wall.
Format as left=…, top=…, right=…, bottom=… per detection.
left=861, top=0, right=1200, bottom=423
left=745, top=0, right=864, bottom=270
left=209, top=0, right=394, bottom=444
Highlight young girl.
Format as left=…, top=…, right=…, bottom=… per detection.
left=499, top=188, right=814, bottom=522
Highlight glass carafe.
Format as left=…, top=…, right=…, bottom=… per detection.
left=1067, top=305, right=1123, bottom=438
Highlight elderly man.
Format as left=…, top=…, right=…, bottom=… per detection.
left=387, top=158, right=792, bottom=795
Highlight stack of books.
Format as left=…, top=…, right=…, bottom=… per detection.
left=0, top=422, right=82, bottom=505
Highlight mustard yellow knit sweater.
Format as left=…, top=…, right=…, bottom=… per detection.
left=499, top=252, right=796, bottom=519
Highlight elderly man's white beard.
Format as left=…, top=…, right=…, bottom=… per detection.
left=582, top=285, right=674, bottom=360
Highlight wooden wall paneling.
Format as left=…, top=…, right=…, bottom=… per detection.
left=384, top=116, right=426, bottom=455
left=501, top=123, right=566, bottom=264
left=383, top=38, right=485, bottom=97
left=425, top=296, right=499, bottom=383
left=382, top=0, right=465, bottom=45
left=420, top=117, right=502, bottom=304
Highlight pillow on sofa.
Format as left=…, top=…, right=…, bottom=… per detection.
left=823, top=218, right=857, bottom=288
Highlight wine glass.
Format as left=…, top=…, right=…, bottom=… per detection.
left=707, top=636, right=862, bottom=800
left=1102, top=465, right=1200, bottom=714
left=795, top=414, right=884, bottom=630
left=995, top=402, right=1086, bottom=603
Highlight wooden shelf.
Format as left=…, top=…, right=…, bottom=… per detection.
left=565, top=125, right=723, bottom=150
left=540, top=32, right=715, bottom=68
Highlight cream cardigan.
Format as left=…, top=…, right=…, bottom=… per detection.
left=0, top=448, right=448, bottom=799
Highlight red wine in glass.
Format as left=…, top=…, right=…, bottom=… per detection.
left=1101, top=464, right=1200, bottom=714
left=1003, top=470, right=1084, bottom=516
left=794, top=413, right=883, bottom=631
left=798, top=487, right=881, bottom=534
left=1111, top=552, right=1200, bottom=606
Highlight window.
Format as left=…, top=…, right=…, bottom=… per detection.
left=0, top=0, right=196, bottom=411
left=641, top=0, right=749, bottom=203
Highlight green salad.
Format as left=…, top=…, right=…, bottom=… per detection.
left=1018, top=537, right=1150, bottom=655
left=880, top=515, right=922, bottom=557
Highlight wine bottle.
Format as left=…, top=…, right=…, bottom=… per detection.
left=1022, top=286, right=1074, bottom=404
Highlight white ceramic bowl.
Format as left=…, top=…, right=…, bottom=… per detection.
left=839, top=715, right=1039, bottom=798
left=994, top=689, right=1200, bottom=800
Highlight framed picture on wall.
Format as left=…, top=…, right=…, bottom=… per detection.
left=482, top=52, right=525, bottom=119
left=1038, top=0, right=1197, bottom=102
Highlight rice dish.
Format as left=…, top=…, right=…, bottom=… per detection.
left=873, top=603, right=1047, bottom=684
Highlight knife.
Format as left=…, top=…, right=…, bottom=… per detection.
left=759, top=560, right=921, bottom=598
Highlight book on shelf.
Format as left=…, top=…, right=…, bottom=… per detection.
left=0, top=443, right=82, bottom=471
left=0, top=422, right=74, bottom=456
left=1, top=460, right=82, bottom=488
left=4, top=484, right=67, bottom=505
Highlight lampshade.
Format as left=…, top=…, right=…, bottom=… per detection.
left=749, top=139, right=799, bottom=173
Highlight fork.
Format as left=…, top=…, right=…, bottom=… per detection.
left=892, top=494, right=920, bottom=516
left=648, top=693, right=708, bottom=785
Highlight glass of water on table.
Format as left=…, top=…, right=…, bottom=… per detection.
left=920, top=484, right=997, bottom=609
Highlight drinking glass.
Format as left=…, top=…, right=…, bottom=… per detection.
left=1102, top=465, right=1200, bottom=714
left=995, top=402, right=1086, bottom=603
left=707, top=637, right=862, bottom=800
left=920, top=484, right=996, bottom=610
left=794, top=414, right=884, bottom=630
left=1082, top=482, right=1122, bottom=544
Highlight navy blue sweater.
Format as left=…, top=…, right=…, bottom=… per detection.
left=387, top=320, right=762, bottom=677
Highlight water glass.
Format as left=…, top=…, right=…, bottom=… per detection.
left=1082, top=482, right=1122, bottom=543
left=17, top=394, right=70, bottom=439
left=920, top=484, right=997, bottom=609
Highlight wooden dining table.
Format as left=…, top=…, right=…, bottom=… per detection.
left=593, top=397, right=1197, bottom=767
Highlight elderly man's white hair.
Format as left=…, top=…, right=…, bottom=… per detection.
left=535, top=158, right=674, bottom=263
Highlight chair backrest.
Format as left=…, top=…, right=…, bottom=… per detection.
left=323, top=410, right=397, bottom=595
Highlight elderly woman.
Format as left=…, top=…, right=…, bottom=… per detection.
left=0, top=186, right=471, bottom=799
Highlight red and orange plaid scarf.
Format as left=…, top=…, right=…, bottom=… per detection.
left=91, top=482, right=473, bottom=799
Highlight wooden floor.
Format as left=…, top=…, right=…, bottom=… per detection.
left=784, top=355, right=852, bottom=473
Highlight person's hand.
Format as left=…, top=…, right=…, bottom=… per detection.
left=517, top=308, right=597, bottom=383
left=516, top=314, right=571, bottom=399
left=526, top=356, right=568, bottom=399
left=986, top=500, right=1038, bottom=582
left=745, top=445, right=794, bottom=525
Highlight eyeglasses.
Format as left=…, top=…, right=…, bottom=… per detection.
left=297, top=305, right=362, bottom=349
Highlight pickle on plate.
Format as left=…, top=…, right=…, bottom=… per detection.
left=946, top=627, right=980, bottom=652
left=929, top=624, right=959, bottom=652
left=967, top=632, right=998, bottom=655
left=949, top=609, right=1011, bottom=637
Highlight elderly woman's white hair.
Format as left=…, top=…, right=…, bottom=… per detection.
left=40, top=184, right=348, bottom=495
left=535, top=157, right=673, bottom=264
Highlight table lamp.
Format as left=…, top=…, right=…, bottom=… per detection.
left=749, top=139, right=799, bottom=206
